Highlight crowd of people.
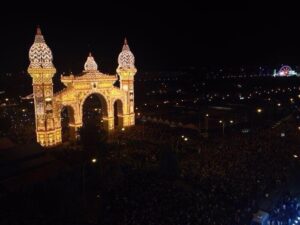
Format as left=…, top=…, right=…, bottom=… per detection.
left=268, top=194, right=300, bottom=225
left=96, top=114, right=300, bottom=225
left=2, top=113, right=300, bottom=225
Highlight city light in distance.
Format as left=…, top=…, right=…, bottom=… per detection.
left=91, top=158, right=97, bottom=163
left=257, top=108, right=262, bottom=113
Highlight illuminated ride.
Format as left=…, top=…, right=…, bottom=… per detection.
left=273, top=65, right=298, bottom=77
left=27, top=27, right=137, bottom=147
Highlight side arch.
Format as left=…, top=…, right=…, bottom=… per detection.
left=59, top=104, right=78, bottom=141
left=59, top=104, right=76, bottom=124
left=113, top=99, right=124, bottom=129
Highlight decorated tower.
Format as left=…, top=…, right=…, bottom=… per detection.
left=116, top=38, right=137, bottom=126
left=28, top=27, right=61, bottom=147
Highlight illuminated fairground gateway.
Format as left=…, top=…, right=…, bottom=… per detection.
left=273, top=65, right=299, bottom=77
left=28, top=27, right=137, bottom=147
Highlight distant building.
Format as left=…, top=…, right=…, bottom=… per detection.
left=273, top=65, right=299, bottom=77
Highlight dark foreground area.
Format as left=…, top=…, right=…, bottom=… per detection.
left=1, top=113, right=300, bottom=225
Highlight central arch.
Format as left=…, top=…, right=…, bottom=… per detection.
left=80, top=92, right=109, bottom=129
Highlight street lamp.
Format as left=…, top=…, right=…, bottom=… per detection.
left=257, top=108, right=262, bottom=113
left=219, top=120, right=225, bottom=136
left=204, top=114, right=209, bottom=135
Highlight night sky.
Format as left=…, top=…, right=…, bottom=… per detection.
left=0, top=5, right=300, bottom=74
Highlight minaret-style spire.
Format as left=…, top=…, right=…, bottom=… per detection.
left=34, top=26, right=45, bottom=44
left=29, top=26, right=53, bottom=68
left=27, top=26, right=57, bottom=147
left=118, top=38, right=135, bottom=69
left=36, top=25, right=42, bottom=35
left=84, top=52, right=98, bottom=71
left=122, top=37, right=130, bottom=51
left=116, top=37, right=137, bottom=128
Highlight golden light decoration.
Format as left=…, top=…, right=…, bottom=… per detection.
left=27, top=27, right=137, bottom=147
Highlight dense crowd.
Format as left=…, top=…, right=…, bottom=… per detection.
left=97, top=115, right=300, bottom=225
left=268, top=194, right=300, bottom=225
left=1, top=114, right=300, bottom=225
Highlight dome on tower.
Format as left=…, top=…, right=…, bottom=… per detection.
left=29, top=26, right=54, bottom=68
left=84, top=52, right=98, bottom=71
left=118, top=38, right=135, bottom=69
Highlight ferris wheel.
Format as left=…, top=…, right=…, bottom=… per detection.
left=279, top=65, right=292, bottom=76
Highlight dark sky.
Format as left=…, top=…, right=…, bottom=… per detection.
left=0, top=5, right=300, bottom=74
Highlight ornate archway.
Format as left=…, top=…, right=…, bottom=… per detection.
left=27, top=27, right=137, bottom=147
left=80, top=92, right=109, bottom=130
left=80, top=92, right=109, bottom=119
left=113, top=99, right=124, bottom=129
left=60, top=105, right=76, bottom=141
